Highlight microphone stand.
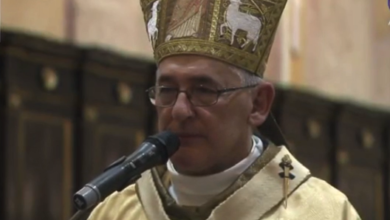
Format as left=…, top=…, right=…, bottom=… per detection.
left=69, top=208, right=95, bottom=220
left=69, top=156, right=142, bottom=220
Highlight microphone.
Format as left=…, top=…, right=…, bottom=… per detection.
left=72, top=130, right=180, bottom=211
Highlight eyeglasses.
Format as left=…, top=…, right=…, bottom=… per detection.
left=146, top=84, right=257, bottom=107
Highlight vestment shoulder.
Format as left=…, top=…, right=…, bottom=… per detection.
left=87, top=184, right=146, bottom=220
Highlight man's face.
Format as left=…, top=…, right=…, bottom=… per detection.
left=155, top=55, right=272, bottom=176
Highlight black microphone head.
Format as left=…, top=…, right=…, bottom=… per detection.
left=149, top=130, right=180, bottom=159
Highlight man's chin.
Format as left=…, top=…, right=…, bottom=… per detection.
left=178, top=136, right=205, bottom=146
left=170, top=149, right=195, bottom=165
left=169, top=151, right=205, bottom=174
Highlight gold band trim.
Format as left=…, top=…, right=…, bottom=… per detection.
left=209, top=0, right=222, bottom=41
left=155, top=39, right=260, bottom=72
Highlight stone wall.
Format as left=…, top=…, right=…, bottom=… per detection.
left=371, top=0, right=390, bottom=108
left=292, top=0, right=389, bottom=109
left=72, top=0, right=153, bottom=58
left=2, top=0, right=67, bottom=40
left=304, top=0, right=374, bottom=101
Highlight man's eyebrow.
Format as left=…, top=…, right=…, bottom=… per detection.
left=156, top=75, right=174, bottom=84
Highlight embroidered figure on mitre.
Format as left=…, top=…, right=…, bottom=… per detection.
left=165, top=0, right=208, bottom=42
left=220, top=0, right=262, bottom=52
left=147, top=0, right=160, bottom=47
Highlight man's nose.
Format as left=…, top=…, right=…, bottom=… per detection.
left=171, top=92, right=194, bottom=121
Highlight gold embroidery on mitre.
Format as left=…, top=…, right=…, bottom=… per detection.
left=140, top=0, right=288, bottom=77
left=145, top=0, right=161, bottom=47
left=278, top=154, right=295, bottom=209
left=165, top=0, right=208, bottom=41
left=219, top=0, right=265, bottom=52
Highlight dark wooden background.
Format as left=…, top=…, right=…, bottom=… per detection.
left=0, top=30, right=389, bottom=220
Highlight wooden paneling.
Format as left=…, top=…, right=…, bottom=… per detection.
left=76, top=49, right=156, bottom=188
left=278, top=90, right=339, bottom=183
left=6, top=111, right=73, bottom=220
left=271, top=85, right=287, bottom=121
left=334, top=104, right=388, bottom=220
left=0, top=30, right=81, bottom=220
left=386, top=125, right=390, bottom=220
left=0, top=43, right=6, bottom=220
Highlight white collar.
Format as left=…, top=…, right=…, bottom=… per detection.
left=166, top=135, right=263, bottom=206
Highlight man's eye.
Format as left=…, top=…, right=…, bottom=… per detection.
left=158, top=88, right=176, bottom=93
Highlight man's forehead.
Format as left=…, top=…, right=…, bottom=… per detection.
left=156, top=56, right=240, bottom=83
left=156, top=73, right=221, bottom=85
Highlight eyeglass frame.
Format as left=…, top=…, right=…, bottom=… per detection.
left=145, top=84, right=258, bottom=107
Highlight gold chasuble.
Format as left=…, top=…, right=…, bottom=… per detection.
left=88, top=145, right=360, bottom=220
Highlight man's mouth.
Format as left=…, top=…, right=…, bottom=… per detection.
left=177, top=133, right=202, bottom=138
left=175, top=133, right=204, bottom=141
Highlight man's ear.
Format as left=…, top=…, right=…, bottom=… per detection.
left=249, top=81, right=275, bottom=127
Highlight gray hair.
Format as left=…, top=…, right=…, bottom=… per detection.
left=229, top=65, right=263, bottom=86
